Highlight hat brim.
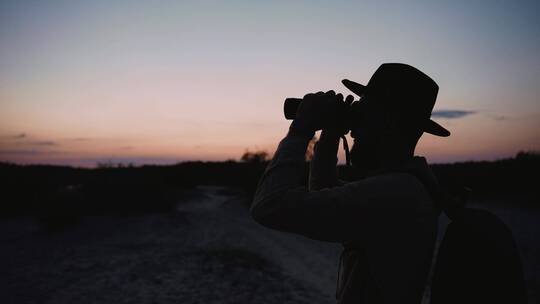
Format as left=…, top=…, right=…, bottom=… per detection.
left=425, top=119, right=451, bottom=137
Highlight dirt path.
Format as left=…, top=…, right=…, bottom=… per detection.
left=173, top=186, right=342, bottom=303
left=1, top=186, right=341, bottom=304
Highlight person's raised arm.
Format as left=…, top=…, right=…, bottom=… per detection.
left=308, top=130, right=340, bottom=190
left=309, top=95, right=354, bottom=190
left=251, top=91, right=402, bottom=242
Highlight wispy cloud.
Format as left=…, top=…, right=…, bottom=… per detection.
left=69, top=137, right=91, bottom=142
left=26, top=140, right=57, bottom=146
left=0, top=133, right=27, bottom=140
left=0, top=149, right=62, bottom=155
left=486, top=113, right=507, bottom=121
left=1, top=133, right=57, bottom=146
left=11, top=140, right=58, bottom=147
left=431, top=110, right=477, bottom=119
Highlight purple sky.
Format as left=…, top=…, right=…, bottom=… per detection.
left=1, top=1, right=539, bottom=166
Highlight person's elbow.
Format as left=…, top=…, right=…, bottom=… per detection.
left=249, top=192, right=294, bottom=231
left=249, top=197, right=276, bottom=228
left=250, top=194, right=335, bottom=242
left=250, top=189, right=304, bottom=234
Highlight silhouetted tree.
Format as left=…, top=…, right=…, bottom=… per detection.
left=241, top=150, right=269, bottom=163
left=516, top=150, right=539, bottom=161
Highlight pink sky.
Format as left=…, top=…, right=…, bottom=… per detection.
left=1, top=1, right=539, bottom=166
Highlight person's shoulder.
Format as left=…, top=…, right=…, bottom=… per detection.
left=343, top=172, right=434, bottom=213
left=345, top=171, right=426, bottom=193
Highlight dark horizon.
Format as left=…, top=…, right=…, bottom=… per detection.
left=1, top=150, right=538, bottom=169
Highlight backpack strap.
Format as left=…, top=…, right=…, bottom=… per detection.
left=336, top=242, right=383, bottom=303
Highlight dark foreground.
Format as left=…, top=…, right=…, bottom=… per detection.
left=1, top=187, right=340, bottom=304
left=1, top=186, right=538, bottom=304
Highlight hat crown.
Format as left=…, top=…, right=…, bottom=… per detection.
left=365, top=63, right=439, bottom=120
left=344, top=62, right=450, bottom=136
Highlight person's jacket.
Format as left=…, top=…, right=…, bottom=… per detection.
left=250, top=129, right=442, bottom=303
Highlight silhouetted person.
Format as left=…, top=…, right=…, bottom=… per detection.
left=251, top=63, right=451, bottom=303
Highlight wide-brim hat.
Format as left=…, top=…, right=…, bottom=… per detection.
left=343, top=63, right=450, bottom=137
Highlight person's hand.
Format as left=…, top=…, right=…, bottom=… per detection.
left=325, top=94, right=354, bottom=136
left=290, top=91, right=350, bottom=134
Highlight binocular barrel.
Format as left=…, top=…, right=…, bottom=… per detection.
left=283, top=98, right=302, bottom=120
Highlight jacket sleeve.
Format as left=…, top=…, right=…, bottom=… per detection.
left=249, top=130, right=437, bottom=243
left=308, top=130, right=341, bottom=190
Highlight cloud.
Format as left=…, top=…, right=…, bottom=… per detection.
left=431, top=110, right=477, bottom=119
left=0, top=133, right=27, bottom=140
left=1, top=133, right=57, bottom=146
left=12, top=140, right=57, bottom=146
left=69, top=137, right=91, bottom=141
left=0, top=149, right=62, bottom=155
left=486, top=114, right=507, bottom=121
left=26, top=140, right=57, bottom=146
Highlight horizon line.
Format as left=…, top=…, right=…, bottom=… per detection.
left=1, top=151, right=538, bottom=169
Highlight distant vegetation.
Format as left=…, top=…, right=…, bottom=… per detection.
left=428, top=151, right=540, bottom=199
left=240, top=150, right=270, bottom=163
left=0, top=151, right=538, bottom=225
left=0, top=160, right=266, bottom=217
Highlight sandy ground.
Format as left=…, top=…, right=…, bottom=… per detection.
left=1, top=187, right=537, bottom=304
left=1, top=187, right=341, bottom=304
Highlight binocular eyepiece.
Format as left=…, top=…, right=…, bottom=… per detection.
left=283, top=98, right=303, bottom=120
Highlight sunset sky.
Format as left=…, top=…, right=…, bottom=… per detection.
left=1, top=0, right=539, bottom=167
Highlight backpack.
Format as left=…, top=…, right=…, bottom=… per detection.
left=430, top=207, right=527, bottom=304
left=335, top=205, right=527, bottom=304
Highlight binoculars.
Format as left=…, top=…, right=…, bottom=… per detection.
left=283, top=97, right=357, bottom=126
left=283, top=97, right=353, bottom=165
left=283, top=98, right=304, bottom=120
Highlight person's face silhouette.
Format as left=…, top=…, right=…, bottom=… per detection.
left=349, top=94, right=388, bottom=172
left=349, top=93, right=419, bottom=174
